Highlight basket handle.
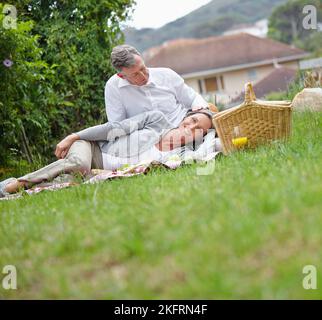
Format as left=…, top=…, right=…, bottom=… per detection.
left=244, top=82, right=256, bottom=103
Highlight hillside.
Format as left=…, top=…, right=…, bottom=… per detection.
left=124, top=0, right=288, bottom=52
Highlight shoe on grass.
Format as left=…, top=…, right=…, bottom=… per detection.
left=0, top=177, right=18, bottom=198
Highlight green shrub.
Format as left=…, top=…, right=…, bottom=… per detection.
left=1, top=1, right=135, bottom=167
left=0, top=4, right=55, bottom=165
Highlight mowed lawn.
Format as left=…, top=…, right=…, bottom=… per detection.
left=0, top=111, right=321, bottom=299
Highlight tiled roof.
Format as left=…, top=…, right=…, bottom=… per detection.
left=144, top=33, right=307, bottom=75
left=252, top=67, right=297, bottom=98
left=231, top=67, right=297, bottom=103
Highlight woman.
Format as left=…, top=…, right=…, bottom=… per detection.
left=0, top=109, right=220, bottom=197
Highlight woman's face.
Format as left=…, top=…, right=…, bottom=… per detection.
left=157, top=112, right=213, bottom=151
left=177, top=113, right=212, bottom=144
left=162, top=113, right=212, bottom=148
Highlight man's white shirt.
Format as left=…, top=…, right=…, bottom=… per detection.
left=105, top=67, right=208, bottom=127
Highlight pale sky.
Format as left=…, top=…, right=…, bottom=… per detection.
left=127, top=0, right=212, bottom=29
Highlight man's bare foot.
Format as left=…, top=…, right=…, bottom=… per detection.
left=4, top=180, right=27, bottom=194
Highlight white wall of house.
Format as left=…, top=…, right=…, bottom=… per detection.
left=185, top=78, right=200, bottom=93
left=184, top=60, right=299, bottom=103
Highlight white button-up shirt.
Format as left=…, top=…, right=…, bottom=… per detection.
left=104, top=67, right=208, bottom=127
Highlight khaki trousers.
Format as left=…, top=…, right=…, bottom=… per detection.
left=18, top=140, right=103, bottom=184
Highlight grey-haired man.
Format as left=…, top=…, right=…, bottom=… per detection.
left=105, top=44, right=208, bottom=126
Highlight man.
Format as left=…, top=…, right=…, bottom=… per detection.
left=0, top=109, right=218, bottom=196
left=105, top=44, right=208, bottom=126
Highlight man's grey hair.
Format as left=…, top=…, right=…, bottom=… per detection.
left=111, top=45, right=141, bottom=71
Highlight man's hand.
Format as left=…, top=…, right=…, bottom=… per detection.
left=55, top=133, right=79, bottom=159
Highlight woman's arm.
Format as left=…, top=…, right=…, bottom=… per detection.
left=75, top=110, right=173, bottom=142
left=55, top=111, right=173, bottom=159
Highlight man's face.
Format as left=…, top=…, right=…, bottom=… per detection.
left=118, top=55, right=149, bottom=86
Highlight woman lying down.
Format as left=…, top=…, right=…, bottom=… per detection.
left=0, top=109, right=222, bottom=197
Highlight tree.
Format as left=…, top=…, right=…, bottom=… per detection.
left=1, top=1, right=135, bottom=167
left=268, top=0, right=322, bottom=55
left=0, top=3, right=54, bottom=165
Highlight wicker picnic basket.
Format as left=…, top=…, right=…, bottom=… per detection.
left=212, top=82, right=292, bottom=155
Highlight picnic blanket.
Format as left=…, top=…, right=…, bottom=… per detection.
left=0, top=131, right=221, bottom=201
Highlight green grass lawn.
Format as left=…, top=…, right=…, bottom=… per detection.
left=1, top=111, right=322, bottom=299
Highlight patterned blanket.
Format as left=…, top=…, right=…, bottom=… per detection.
left=0, top=152, right=220, bottom=201
left=1, top=130, right=222, bottom=201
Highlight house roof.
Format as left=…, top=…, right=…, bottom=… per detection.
left=144, top=33, right=308, bottom=77
left=231, top=67, right=297, bottom=103
left=252, top=67, right=297, bottom=98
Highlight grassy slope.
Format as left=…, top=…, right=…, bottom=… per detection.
left=0, top=111, right=322, bottom=299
